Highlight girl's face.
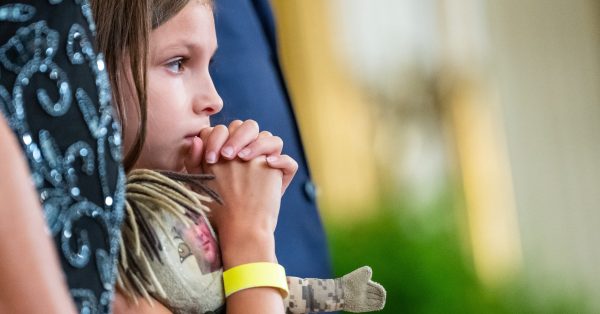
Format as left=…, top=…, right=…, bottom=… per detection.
left=125, top=1, right=223, bottom=171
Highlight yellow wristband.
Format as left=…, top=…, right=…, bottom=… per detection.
left=223, top=262, right=289, bottom=298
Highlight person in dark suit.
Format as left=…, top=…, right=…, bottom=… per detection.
left=210, top=0, right=333, bottom=279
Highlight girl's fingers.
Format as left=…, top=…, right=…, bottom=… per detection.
left=203, top=125, right=229, bottom=164
left=220, top=119, right=259, bottom=160
left=184, top=136, right=204, bottom=173
left=265, top=154, right=298, bottom=195
left=237, top=131, right=282, bottom=160
left=198, top=126, right=214, bottom=142
left=227, top=119, right=244, bottom=134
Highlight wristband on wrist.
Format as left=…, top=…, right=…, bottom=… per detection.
left=223, top=262, right=289, bottom=298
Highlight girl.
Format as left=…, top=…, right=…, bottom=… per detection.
left=91, top=0, right=296, bottom=313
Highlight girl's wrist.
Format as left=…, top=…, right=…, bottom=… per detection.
left=219, top=228, right=277, bottom=269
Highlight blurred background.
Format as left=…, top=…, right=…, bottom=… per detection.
left=270, top=0, right=600, bottom=313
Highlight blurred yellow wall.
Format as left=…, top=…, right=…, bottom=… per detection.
left=271, top=0, right=379, bottom=219
left=272, top=0, right=523, bottom=287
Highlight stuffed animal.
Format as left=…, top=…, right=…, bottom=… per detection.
left=118, top=169, right=386, bottom=314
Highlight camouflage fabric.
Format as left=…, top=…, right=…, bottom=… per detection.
left=285, top=267, right=386, bottom=313
left=286, top=277, right=344, bottom=313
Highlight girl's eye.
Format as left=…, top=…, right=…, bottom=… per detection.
left=166, top=58, right=185, bottom=73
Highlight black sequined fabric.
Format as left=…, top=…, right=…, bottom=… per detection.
left=0, top=1, right=124, bottom=313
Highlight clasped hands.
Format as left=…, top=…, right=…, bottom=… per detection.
left=183, top=119, right=297, bottom=268
left=184, top=119, right=297, bottom=194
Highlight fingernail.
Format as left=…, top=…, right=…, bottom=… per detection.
left=222, top=146, right=234, bottom=158
left=206, top=151, right=217, bottom=163
left=267, top=156, right=278, bottom=163
left=238, top=148, right=251, bottom=158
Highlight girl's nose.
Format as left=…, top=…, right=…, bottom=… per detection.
left=193, top=75, right=223, bottom=116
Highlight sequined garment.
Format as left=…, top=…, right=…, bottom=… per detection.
left=0, top=1, right=124, bottom=313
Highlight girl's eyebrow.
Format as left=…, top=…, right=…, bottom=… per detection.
left=159, top=39, right=218, bottom=53
left=159, top=42, right=193, bottom=53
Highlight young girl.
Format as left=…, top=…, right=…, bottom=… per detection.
left=91, top=0, right=296, bottom=312
left=92, top=0, right=384, bottom=313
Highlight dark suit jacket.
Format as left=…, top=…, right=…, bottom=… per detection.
left=210, top=0, right=333, bottom=278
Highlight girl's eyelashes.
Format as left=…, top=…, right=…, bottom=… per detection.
left=165, top=57, right=187, bottom=74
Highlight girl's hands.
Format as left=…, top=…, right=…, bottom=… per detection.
left=184, top=120, right=298, bottom=194
left=201, top=157, right=281, bottom=268
left=183, top=119, right=297, bottom=268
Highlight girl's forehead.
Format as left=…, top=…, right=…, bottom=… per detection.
left=155, top=1, right=214, bottom=30
left=150, top=2, right=216, bottom=52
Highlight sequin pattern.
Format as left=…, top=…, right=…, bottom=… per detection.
left=0, top=1, right=124, bottom=313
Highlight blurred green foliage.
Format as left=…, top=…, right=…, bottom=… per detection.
left=325, top=189, right=592, bottom=314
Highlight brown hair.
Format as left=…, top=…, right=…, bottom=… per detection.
left=91, top=0, right=200, bottom=171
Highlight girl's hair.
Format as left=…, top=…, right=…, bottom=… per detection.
left=91, top=0, right=211, bottom=171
